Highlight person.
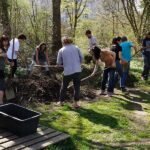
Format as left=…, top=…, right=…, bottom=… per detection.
left=111, top=37, right=123, bottom=87
left=28, top=42, right=50, bottom=75
left=141, top=32, right=150, bottom=81
left=85, top=30, right=97, bottom=52
left=7, top=34, right=27, bottom=77
left=57, top=36, right=83, bottom=108
left=120, top=36, right=137, bottom=92
left=91, top=46, right=116, bottom=96
left=0, top=35, right=10, bottom=104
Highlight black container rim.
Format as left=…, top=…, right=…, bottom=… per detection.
left=0, top=103, right=41, bottom=122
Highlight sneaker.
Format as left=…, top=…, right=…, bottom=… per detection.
left=121, top=88, right=128, bottom=93
left=107, top=92, right=114, bottom=97
left=56, top=101, right=64, bottom=106
left=100, top=90, right=106, bottom=95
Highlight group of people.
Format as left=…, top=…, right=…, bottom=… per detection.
left=56, top=30, right=150, bottom=108
left=0, top=34, right=51, bottom=104
left=0, top=34, right=27, bottom=104
left=0, top=30, right=149, bottom=108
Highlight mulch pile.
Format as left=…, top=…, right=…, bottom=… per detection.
left=14, top=67, right=96, bottom=104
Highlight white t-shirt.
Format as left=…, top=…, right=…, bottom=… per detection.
left=7, top=38, right=20, bottom=59
left=89, top=36, right=97, bottom=50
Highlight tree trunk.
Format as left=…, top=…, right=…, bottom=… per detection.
left=52, top=0, right=62, bottom=56
left=0, top=0, right=11, bottom=36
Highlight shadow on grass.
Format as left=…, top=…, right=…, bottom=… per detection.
left=113, top=95, right=143, bottom=111
left=128, top=89, right=150, bottom=104
left=71, top=107, right=119, bottom=129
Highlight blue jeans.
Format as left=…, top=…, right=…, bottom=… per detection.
left=114, top=60, right=123, bottom=87
left=101, top=68, right=115, bottom=93
left=121, top=63, right=130, bottom=88
left=142, top=51, right=150, bottom=80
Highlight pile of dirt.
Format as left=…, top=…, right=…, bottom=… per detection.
left=14, top=69, right=97, bottom=104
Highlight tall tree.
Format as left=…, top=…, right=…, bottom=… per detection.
left=52, top=0, right=62, bottom=55
left=121, top=0, right=150, bottom=42
left=63, top=0, right=88, bottom=38
left=0, top=0, right=11, bottom=36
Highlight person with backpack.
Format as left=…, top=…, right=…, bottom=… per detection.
left=57, top=36, right=83, bottom=108
left=7, top=34, right=27, bottom=77
left=141, top=32, right=150, bottom=81
left=90, top=46, right=116, bottom=97
left=0, top=35, right=11, bottom=104
left=28, top=42, right=50, bottom=75
left=120, top=36, right=137, bottom=92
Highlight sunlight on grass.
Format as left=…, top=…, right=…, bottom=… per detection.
left=32, top=59, right=150, bottom=150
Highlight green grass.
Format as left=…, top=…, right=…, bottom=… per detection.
left=31, top=58, right=150, bottom=150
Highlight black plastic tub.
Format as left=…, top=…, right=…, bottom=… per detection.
left=0, top=103, right=41, bottom=136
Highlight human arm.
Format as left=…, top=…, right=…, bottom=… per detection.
left=45, top=48, right=49, bottom=65
left=36, top=48, right=40, bottom=65
left=56, top=50, right=63, bottom=67
left=77, top=47, right=84, bottom=63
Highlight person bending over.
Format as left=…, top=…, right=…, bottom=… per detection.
left=91, top=46, right=116, bottom=97
left=28, top=42, right=50, bottom=75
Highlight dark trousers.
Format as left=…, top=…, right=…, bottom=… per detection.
left=60, top=72, right=81, bottom=102
left=101, top=68, right=115, bottom=93
left=8, top=59, right=17, bottom=77
left=114, top=60, right=123, bottom=87
left=142, top=51, right=150, bottom=80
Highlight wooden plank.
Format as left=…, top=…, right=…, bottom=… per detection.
left=23, top=133, right=70, bottom=150
left=0, top=127, right=46, bottom=143
left=8, top=131, right=62, bottom=150
left=0, top=132, right=13, bottom=139
left=0, top=135, right=18, bottom=144
left=1, top=128, right=55, bottom=149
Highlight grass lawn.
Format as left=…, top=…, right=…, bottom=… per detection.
left=31, top=58, right=150, bottom=150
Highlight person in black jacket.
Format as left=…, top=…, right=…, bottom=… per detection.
left=141, top=32, right=150, bottom=80
left=111, top=37, right=123, bottom=90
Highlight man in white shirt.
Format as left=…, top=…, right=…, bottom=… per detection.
left=7, top=34, right=26, bottom=77
left=85, top=30, right=97, bottom=52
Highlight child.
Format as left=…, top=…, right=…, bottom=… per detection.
left=91, top=46, right=116, bottom=96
